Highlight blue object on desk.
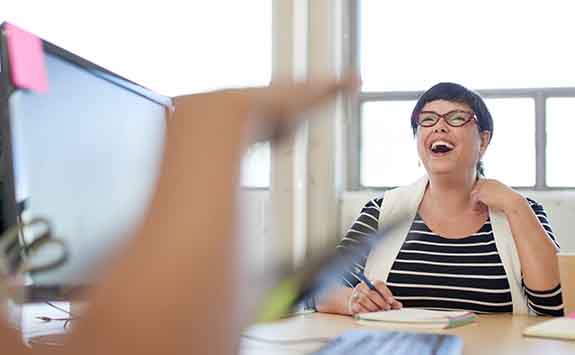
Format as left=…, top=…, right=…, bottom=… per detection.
left=313, top=330, right=463, bottom=355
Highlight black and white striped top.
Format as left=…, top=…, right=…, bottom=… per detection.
left=337, top=197, right=564, bottom=316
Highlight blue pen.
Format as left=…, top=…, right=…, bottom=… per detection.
left=354, top=267, right=388, bottom=301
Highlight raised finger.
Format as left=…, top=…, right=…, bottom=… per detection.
left=256, top=74, right=359, bottom=118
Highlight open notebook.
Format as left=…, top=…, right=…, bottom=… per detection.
left=355, top=308, right=477, bottom=329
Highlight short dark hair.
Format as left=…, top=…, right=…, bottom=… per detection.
left=411, top=82, right=493, bottom=176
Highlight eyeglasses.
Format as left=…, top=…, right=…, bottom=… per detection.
left=416, top=110, right=477, bottom=128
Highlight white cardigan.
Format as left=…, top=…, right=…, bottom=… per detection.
left=363, top=176, right=529, bottom=315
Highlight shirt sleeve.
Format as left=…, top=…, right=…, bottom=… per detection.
left=522, top=198, right=564, bottom=316
left=336, top=196, right=383, bottom=288
left=523, top=282, right=564, bottom=317
left=526, top=198, right=560, bottom=248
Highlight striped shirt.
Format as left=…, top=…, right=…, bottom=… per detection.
left=337, top=197, right=564, bottom=316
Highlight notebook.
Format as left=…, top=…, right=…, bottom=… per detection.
left=523, top=317, right=575, bottom=340
left=355, top=308, right=477, bottom=329
left=313, top=330, right=463, bottom=355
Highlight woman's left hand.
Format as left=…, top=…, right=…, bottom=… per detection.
left=470, top=179, right=523, bottom=214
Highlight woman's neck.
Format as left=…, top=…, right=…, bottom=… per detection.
left=425, top=172, right=477, bottom=214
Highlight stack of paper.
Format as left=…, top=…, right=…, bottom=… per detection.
left=355, top=308, right=477, bottom=329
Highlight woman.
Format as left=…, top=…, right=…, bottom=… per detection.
left=317, top=82, right=563, bottom=316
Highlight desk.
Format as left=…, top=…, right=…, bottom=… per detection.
left=241, top=313, right=575, bottom=355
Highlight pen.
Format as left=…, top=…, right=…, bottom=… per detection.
left=354, top=268, right=388, bottom=302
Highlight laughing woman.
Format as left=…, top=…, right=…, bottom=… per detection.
left=316, top=82, right=564, bottom=316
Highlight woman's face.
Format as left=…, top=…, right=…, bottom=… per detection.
left=416, top=99, right=490, bottom=177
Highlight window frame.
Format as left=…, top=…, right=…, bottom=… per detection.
left=352, top=87, right=575, bottom=191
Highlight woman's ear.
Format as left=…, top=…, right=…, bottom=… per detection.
left=479, top=131, right=491, bottom=157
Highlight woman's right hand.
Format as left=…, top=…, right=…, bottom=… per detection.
left=348, top=281, right=402, bottom=315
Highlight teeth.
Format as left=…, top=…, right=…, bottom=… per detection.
left=431, top=140, right=454, bottom=150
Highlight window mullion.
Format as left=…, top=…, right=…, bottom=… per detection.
left=535, top=93, right=546, bottom=189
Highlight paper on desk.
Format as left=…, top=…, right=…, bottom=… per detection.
left=523, top=317, right=575, bottom=340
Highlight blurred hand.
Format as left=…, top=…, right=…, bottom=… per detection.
left=172, top=74, right=358, bottom=150
left=349, top=280, right=402, bottom=315
left=228, top=74, right=359, bottom=142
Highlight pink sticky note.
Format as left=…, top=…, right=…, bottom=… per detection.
left=568, top=312, right=575, bottom=319
left=4, top=23, right=48, bottom=92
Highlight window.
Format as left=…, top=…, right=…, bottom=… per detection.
left=360, top=1, right=575, bottom=91
left=360, top=97, right=537, bottom=188
left=2, top=1, right=272, bottom=187
left=356, top=1, right=575, bottom=189
left=241, top=142, right=271, bottom=188
left=481, top=99, right=535, bottom=187
left=547, top=98, right=575, bottom=187
left=361, top=101, right=422, bottom=187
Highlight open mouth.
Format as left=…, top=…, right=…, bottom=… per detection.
left=430, top=140, right=455, bottom=155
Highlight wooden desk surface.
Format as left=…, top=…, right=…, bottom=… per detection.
left=241, top=313, right=575, bottom=355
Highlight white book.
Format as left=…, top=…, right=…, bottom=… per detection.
left=355, top=308, right=477, bottom=329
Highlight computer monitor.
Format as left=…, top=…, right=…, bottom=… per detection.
left=0, top=23, right=171, bottom=301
